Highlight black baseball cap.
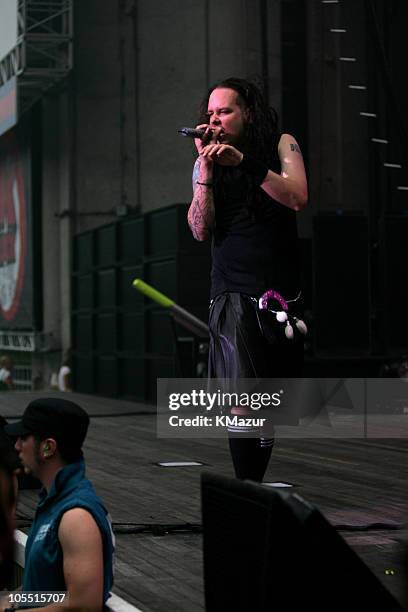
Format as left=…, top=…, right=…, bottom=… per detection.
left=4, top=398, right=90, bottom=452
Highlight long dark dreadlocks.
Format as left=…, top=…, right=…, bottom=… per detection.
left=198, top=76, right=279, bottom=165
left=197, top=77, right=280, bottom=214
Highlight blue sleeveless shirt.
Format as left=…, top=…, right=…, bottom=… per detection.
left=23, top=458, right=115, bottom=604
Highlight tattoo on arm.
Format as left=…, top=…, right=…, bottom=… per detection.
left=290, top=143, right=302, bottom=154
left=189, top=157, right=214, bottom=239
left=192, top=158, right=201, bottom=190
left=189, top=187, right=214, bottom=240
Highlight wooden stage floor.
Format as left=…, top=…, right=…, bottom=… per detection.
left=1, top=391, right=407, bottom=611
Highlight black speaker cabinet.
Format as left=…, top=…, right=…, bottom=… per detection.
left=202, top=473, right=404, bottom=612
left=313, top=213, right=370, bottom=354
left=383, top=215, right=408, bottom=350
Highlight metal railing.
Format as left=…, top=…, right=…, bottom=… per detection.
left=13, top=366, right=33, bottom=391
left=0, top=0, right=73, bottom=114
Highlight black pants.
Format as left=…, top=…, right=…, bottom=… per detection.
left=208, top=292, right=304, bottom=481
left=208, top=292, right=304, bottom=379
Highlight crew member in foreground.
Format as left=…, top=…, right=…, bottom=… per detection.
left=0, top=430, right=17, bottom=588
left=2, top=398, right=114, bottom=611
left=187, top=77, right=308, bottom=482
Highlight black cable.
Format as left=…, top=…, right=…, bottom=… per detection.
left=89, top=411, right=155, bottom=418
left=112, top=521, right=405, bottom=533
left=5, top=411, right=155, bottom=420
left=15, top=517, right=203, bottom=535
left=112, top=522, right=203, bottom=536
left=15, top=517, right=405, bottom=535
left=334, top=522, right=404, bottom=532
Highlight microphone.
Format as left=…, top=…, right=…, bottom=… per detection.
left=178, top=127, right=206, bottom=139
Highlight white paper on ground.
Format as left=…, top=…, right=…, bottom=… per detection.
left=157, top=461, right=203, bottom=467
left=263, top=482, right=294, bottom=488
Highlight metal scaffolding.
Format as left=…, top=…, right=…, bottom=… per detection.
left=0, top=0, right=73, bottom=115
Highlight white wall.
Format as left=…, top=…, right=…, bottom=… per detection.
left=0, top=0, right=17, bottom=61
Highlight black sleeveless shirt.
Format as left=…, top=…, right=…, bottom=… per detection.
left=210, top=143, right=301, bottom=300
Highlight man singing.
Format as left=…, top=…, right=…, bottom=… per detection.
left=187, top=77, right=308, bottom=482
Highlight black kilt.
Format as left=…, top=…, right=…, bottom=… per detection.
left=208, top=292, right=303, bottom=380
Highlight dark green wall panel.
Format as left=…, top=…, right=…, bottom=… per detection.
left=96, top=313, right=117, bottom=353
left=96, top=224, right=117, bottom=267
left=74, top=315, right=93, bottom=351
left=119, top=265, right=143, bottom=310
left=97, top=269, right=116, bottom=309
left=119, top=217, right=144, bottom=262
left=96, top=357, right=118, bottom=396
left=119, top=358, right=146, bottom=399
left=75, top=233, right=93, bottom=273
left=75, top=274, right=94, bottom=310
left=75, top=355, right=94, bottom=393
left=119, top=312, right=144, bottom=354
left=72, top=205, right=211, bottom=400
left=146, top=309, right=174, bottom=355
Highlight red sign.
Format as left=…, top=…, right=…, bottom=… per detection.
left=0, top=129, right=27, bottom=321
left=0, top=77, right=17, bottom=137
